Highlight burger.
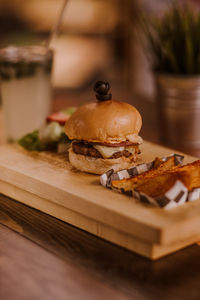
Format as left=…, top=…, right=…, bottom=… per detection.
left=65, top=81, right=143, bottom=174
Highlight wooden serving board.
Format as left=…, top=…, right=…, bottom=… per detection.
left=0, top=141, right=199, bottom=260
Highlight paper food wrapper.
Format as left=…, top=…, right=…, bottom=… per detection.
left=100, top=154, right=200, bottom=209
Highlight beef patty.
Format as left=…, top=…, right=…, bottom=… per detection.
left=72, top=141, right=138, bottom=159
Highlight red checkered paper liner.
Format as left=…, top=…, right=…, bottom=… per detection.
left=100, top=154, right=200, bottom=209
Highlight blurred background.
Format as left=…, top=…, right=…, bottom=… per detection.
left=0, top=0, right=200, bottom=155
left=0, top=0, right=171, bottom=95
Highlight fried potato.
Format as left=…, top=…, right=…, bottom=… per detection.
left=173, top=160, right=200, bottom=190
left=112, top=156, right=179, bottom=191
left=135, top=172, right=181, bottom=198
left=153, top=157, right=164, bottom=169
left=136, top=163, right=200, bottom=198
left=112, top=158, right=200, bottom=198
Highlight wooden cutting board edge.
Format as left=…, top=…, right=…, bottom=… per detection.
left=0, top=142, right=199, bottom=248
left=1, top=179, right=200, bottom=260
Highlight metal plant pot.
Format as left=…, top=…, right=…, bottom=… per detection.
left=156, top=74, right=200, bottom=152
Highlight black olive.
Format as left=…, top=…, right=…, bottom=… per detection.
left=94, top=80, right=112, bottom=101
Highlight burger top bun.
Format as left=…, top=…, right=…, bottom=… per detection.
left=65, top=100, right=142, bottom=144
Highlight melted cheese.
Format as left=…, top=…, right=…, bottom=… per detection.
left=93, top=145, right=124, bottom=158
left=126, top=134, right=143, bottom=144
left=93, top=144, right=136, bottom=159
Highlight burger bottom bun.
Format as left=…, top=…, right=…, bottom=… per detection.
left=68, top=148, right=138, bottom=175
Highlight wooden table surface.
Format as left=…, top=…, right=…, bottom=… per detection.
left=0, top=90, right=200, bottom=300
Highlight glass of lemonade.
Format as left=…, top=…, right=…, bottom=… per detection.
left=0, top=45, right=53, bottom=141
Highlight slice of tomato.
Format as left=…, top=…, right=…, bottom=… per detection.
left=46, top=112, right=70, bottom=125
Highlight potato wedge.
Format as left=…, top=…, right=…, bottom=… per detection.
left=112, top=158, right=200, bottom=198
left=135, top=160, right=200, bottom=197
left=112, top=156, right=179, bottom=191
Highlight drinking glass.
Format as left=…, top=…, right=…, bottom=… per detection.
left=0, top=45, right=53, bottom=141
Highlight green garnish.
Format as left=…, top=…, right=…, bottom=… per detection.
left=18, top=107, right=75, bottom=152
left=18, top=130, right=45, bottom=151
left=59, top=132, right=71, bottom=144
left=18, top=129, right=71, bottom=152
left=62, top=107, right=77, bottom=115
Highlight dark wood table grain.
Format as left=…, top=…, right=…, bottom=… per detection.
left=0, top=89, right=200, bottom=300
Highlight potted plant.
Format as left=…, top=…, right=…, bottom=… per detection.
left=145, top=4, right=200, bottom=154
